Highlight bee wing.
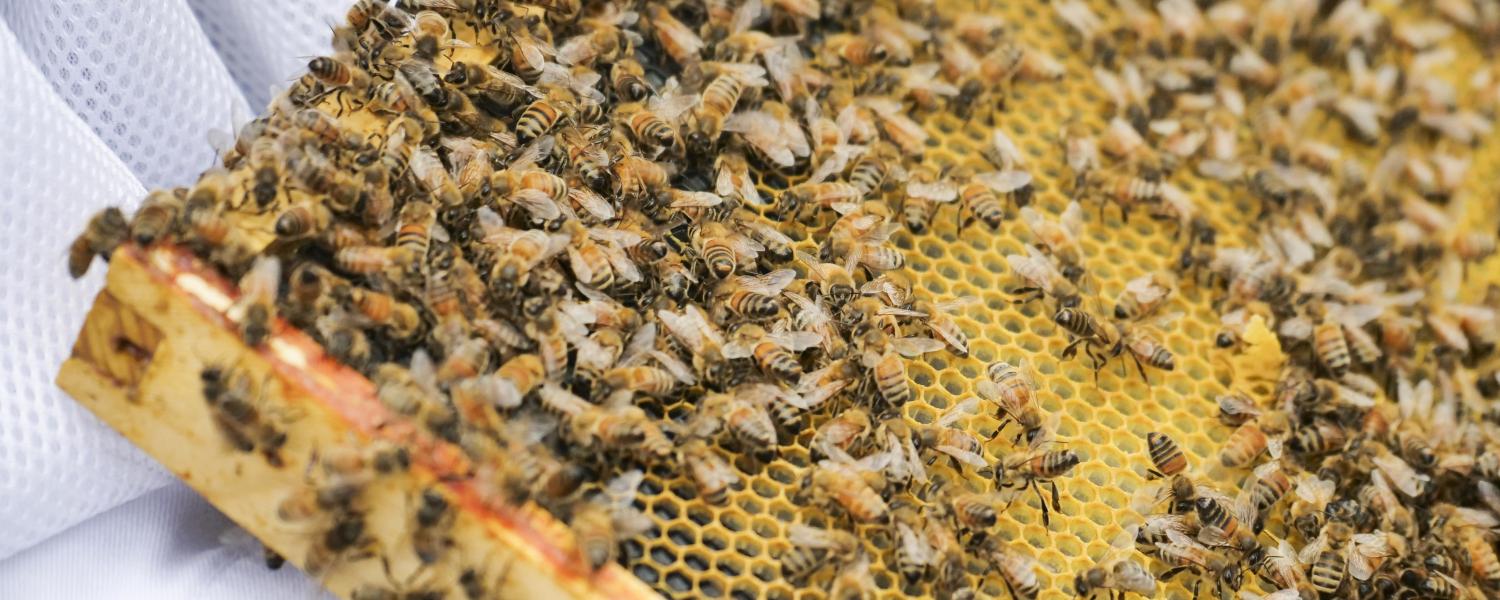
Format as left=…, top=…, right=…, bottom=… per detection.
left=239, top=256, right=282, bottom=303
left=669, top=190, right=724, bottom=208
left=605, top=466, right=644, bottom=502
left=808, top=143, right=866, bottom=183
left=891, top=336, right=945, bottom=357
left=725, top=111, right=798, bottom=167
left=938, top=397, right=981, bottom=427
left=650, top=349, right=698, bottom=385
left=1060, top=200, right=1085, bottom=235
left=877, top=306, right=927, bottom=318
left=618, top=322, right=657, bottom=367
left=895, top=521, right=935, bottom=566
left=569, top=187, right=616, bottom=221
left=1297, top=531, right=1329, bottom=565
left=974, top=169, right=1033, bottom=193
left=788, top=524, right=836, bottom=549
left=711, top=61, right=769, bottom=87
left=796, top=377, right=846, bottom=409
left=743, top=219, right=794, bottom=248
left=1347, top=533, right=1395, bottom=582
left=935, top=295, right=979, bottom=312
left=648, top=90, right=700, bottom=123
left=734, top=268, right=797, bottom=296
left=599, top=241, right=643, bottom=283
left=989, top=130, right=1026, bottom=169
left=768, top=330, right=821, bottom=352
left=936, top=445, right=988, bottom=468
left=720, top=340, right=754, bottom=360
left=728, top=232, right=765, bottom=258
left=509, top=188, right=562, bottom=221
left=1371, top=451, right=1429, bottom=498
left=906, top=179, right=960, bottom=202
left=901, top=435, right=928, bottom=484
left=1123, top=274, right=1165, bottom=303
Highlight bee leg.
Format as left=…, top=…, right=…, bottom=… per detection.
left=1132, top=354, right=1150, bottom=383
left=1031, top=481, right=1051, bottom=527
left=1158, top=566, right=1187, bottom=582
left=1048, top=480, right=1063, bottom=513
left=1062, top=337, right=1085, bottom=360
left=999, top=576, right=1019, bottom=600
left=1146, top=469, right=1163, bottom=479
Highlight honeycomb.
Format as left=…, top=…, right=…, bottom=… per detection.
left=55, top=0, right=1500, bottom=598
left=613, top=3, right=1500, bottom=600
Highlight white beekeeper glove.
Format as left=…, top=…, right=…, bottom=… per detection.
left=0, top=1, right=352, bottom=597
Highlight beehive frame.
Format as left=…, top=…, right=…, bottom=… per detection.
left=55, top=0, right=1500, bottom=598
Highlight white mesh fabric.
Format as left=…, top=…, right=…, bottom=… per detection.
left=0, top=18, right=170, bottom=561
left=0, top=0, right=250, bottom=189
left=0, top=0, right=351, bottom=592
left=187, top=0, right=350, bottom=111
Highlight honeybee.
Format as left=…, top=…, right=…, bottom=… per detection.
left=615, top=89, right=697, bottom=153
left=450, top=354, right=544, bottom=426
left=798, top=455, right=891, bottom=524
left=987, top=541, right=1042, bottom=600
left=1287, top=420, right=1348, bottom=457
left=857, top=96, right=929, bottom=156
left=570, top=470, right=653, bottom=572
left=1153, top=542, right=1243, bottom=600
left=1055, top=306, right=1119, bottom=375
left=910, top=296, right=976, bottom=357
left=687, top=62, right=769, bottom=146
left=680, top=438, right=739, bottom=505
left=1115, top=272, right=1177, bottom=320
left=645, top=4, right=704, bottom=67
left=722, top=323, right=819, bottom=381
left=901, top=397, right=988, bottom=470
left=1219, top=419, right=1272, bottom=469
left=307, top=55, right=371, bottom=112
left=231, top=256, right=281, bottom=346
left=995, top=449, right=1081, bottom=526
left=1241, top=460, right=1294, bottom=529
left=1311, top=319, right=1353, bottom=378
left=1020, top=201, right=1085, bottom=277
left=1194, top=495, right=1260, bottom=555
left=977, top=359, right=1047, bottom=446
left=1117, top=319, right=1177, bottom=381
left=611, top=155, right=670, bottom=204
left=444, top=61, right=540, bottom=110
left=1146, top=432, right=1189, bottom=479
left=899, top=165, right=959, bottom=233
left=1302, top=521, right=1352, bottom=596
left=714, top=150, right=765, bottom=208
left=827, top=551, right=876, bottom=600
left=713, top=268, right=793, bottom=322
left=1087, top=167, right=1165, bottom=221
left=1216, top=392, right=1262, bottom=427
left=890, top=503, right=935, bottom=584
left=781, top=181, right=865, bottom=220
left=609, top=58, right=652, bottom=102
left=1007, top=245, right=1082, bottom=308
left=812, top=408, right=873, bottom=460
left=780, top=523, right=861, bottom=583
left=128, top=189, right=184, bottom=247
left=690, top=389, right=778, bottom=453
left=200, top=365, right=286, bottom=466
left=724, top=102, right=813, bottom=169
left=67, top=207, right=128, bottom=279
left=1074, top=556, right=1157, bottom=598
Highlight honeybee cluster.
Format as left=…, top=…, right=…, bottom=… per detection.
left=1038, top=0, right=1500, bottom=599
left=63, top=0, right=1087, bottom=597
left=61, top=0, right=1500, bottom=598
